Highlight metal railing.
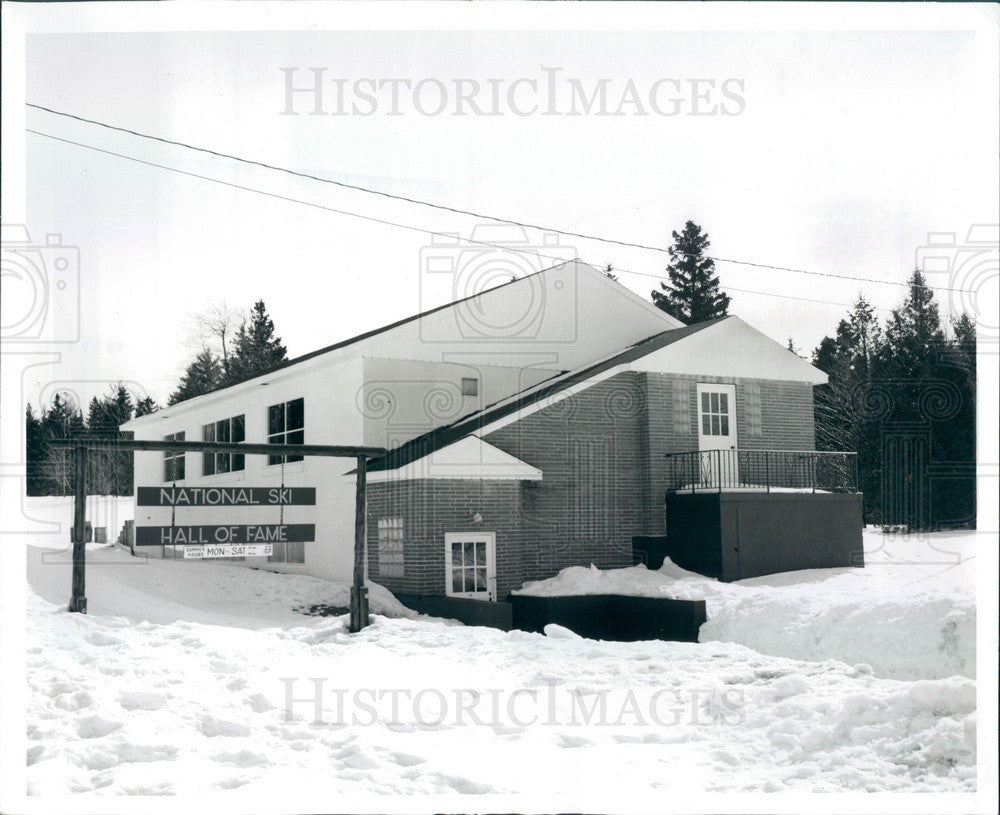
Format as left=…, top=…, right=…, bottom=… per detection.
left=664, top=449, right=859, bottom=494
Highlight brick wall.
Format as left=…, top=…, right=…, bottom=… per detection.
left=369, top=371, right=818, bottom=597
left=485, top=374, right=645, bottom=583
left=642, top=373, right=816, bottom=531
left=366, top=478, right=524, bottom=599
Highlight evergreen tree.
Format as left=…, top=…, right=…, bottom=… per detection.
left=224, top=300, right=288, bottom=384
left=40, top=393, right=85, bottom=494
left=883, top=270, right=945, bottom=380
left=134, top=396, right=158, bottom=417
left=651, top=221, right=730, bottom=323
left=84, top=385, right=136, bottom=494
left=812, top=298, right=886, bottom=520
left=25, top=405, right=47, bottom=496
left=169, top=348, right=223, bottom=405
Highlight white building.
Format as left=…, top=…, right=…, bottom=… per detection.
left=121, top=260, right=685, bottom=581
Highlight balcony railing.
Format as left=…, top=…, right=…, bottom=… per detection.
left=664, top=449, right=859, bottom=494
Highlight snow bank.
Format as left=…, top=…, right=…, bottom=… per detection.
left=515, top=530, right=977, bottom=681
left=25, top=589, right=976, bottom=797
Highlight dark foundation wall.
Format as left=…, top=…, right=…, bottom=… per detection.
left=665, top=491, right=864, bottom=582
left=366, top=479, right=524, bottom=599
left=485, top=373, right=645, bottom=584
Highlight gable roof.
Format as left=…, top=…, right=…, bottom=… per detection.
left=366, top=436, right=543, bottom=483
left=122, top=258, right=683, bottom=429
left=365, top=318, right=726, bottom=473
left=364, top=314, right=828, bottom=475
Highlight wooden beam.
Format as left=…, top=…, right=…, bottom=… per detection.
left=349, top=455, right=370, bottom=632
left=68, top=446, right=87, bottom=613
left=49, top=438, right=386, bottom=459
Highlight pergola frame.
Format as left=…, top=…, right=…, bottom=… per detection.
left=49, top=437, right=387, bottom=632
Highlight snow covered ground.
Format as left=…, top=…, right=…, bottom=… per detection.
left=517, top=529, right=978, bottom=681
left=19, top=528, right=988, bottom=804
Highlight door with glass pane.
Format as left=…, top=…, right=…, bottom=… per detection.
left=444, top=532, right=497, bottom=601
left=696, top=383, right=738, bottom=488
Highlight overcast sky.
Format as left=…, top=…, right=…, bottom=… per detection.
left=7, top=8, right=999, bottom=410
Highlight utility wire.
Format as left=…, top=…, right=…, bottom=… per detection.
left=28, top=126, right=894, bottom=313
left=27, top=101, right=976, bottom=295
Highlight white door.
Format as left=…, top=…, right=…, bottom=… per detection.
left=696, top=384, right=738, bottom=487
left=445, top=532, right=497, bottom=601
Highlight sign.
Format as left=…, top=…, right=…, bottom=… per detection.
left=184, top=544, right=273, bottom=559
left=135, top=524, right=315, bottom=546
left=136, top=487, right=316, bottom=507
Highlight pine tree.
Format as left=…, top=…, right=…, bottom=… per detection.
left=134, top=396, right=158, bottom=417
left=169, top=348, right=223, bottom=405
left=224, top=300, right=288, bottom=384
left=651, top=221, right=730, bottom=323
left=25, top=404, right=47, bottom=496
left=812, top=297, right=886, bottom=522
left=883, top=270, right=945, bottom=380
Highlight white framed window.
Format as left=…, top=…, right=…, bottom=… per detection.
left=163, top=432, right=185, bottom=481
left=203, top=414, right=245, bottom=475
left=444, top=532, right=496, bottom=601
left=700, top=390, right=731, bottom=436
left=267, top=398, right=304, bottom=465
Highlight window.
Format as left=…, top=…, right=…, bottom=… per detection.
left=445, top=533, right=495, bottom=598
left=267, top=398, right=304, bottom=465
left=700, top=391, right=730, bottom=436
left=268, top=541, right=305, bottom=564
left=203, top=414, right=245, bottom=475
left=377, top=518, right=404, bottom=578
left=461, top=377, right=479, bottom=397
left=163, top=432, right=185, bottom=481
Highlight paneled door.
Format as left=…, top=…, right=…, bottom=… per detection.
left=696, top=384, right=738, bottom=487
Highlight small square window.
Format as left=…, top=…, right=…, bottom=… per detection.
left=461, top=377, right=479, bottom=396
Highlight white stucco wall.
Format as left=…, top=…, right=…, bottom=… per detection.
left=360, top=357, right=554, bottom=449
left=130, top=355, right=365, bottom=581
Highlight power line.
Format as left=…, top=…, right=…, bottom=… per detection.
left=27, top=101, right=976, bottom=295
left=28, top=127, right=895, bottom=314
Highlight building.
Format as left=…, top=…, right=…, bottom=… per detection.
left=121, top=260, right=862, bottom=604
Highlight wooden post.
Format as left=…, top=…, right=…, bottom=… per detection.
left=349, top=455, right=369, bottom=633
left=68, top=445, right=87, bottom=613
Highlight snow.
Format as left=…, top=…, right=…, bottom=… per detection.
left=27, top=544, right=417, bottom=628
left=515, top=529, right=977, bottom=681
left=19, top=527, right=984, bottom=800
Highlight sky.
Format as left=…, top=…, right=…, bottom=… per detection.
left=4, top=6, right=999, bottom=412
